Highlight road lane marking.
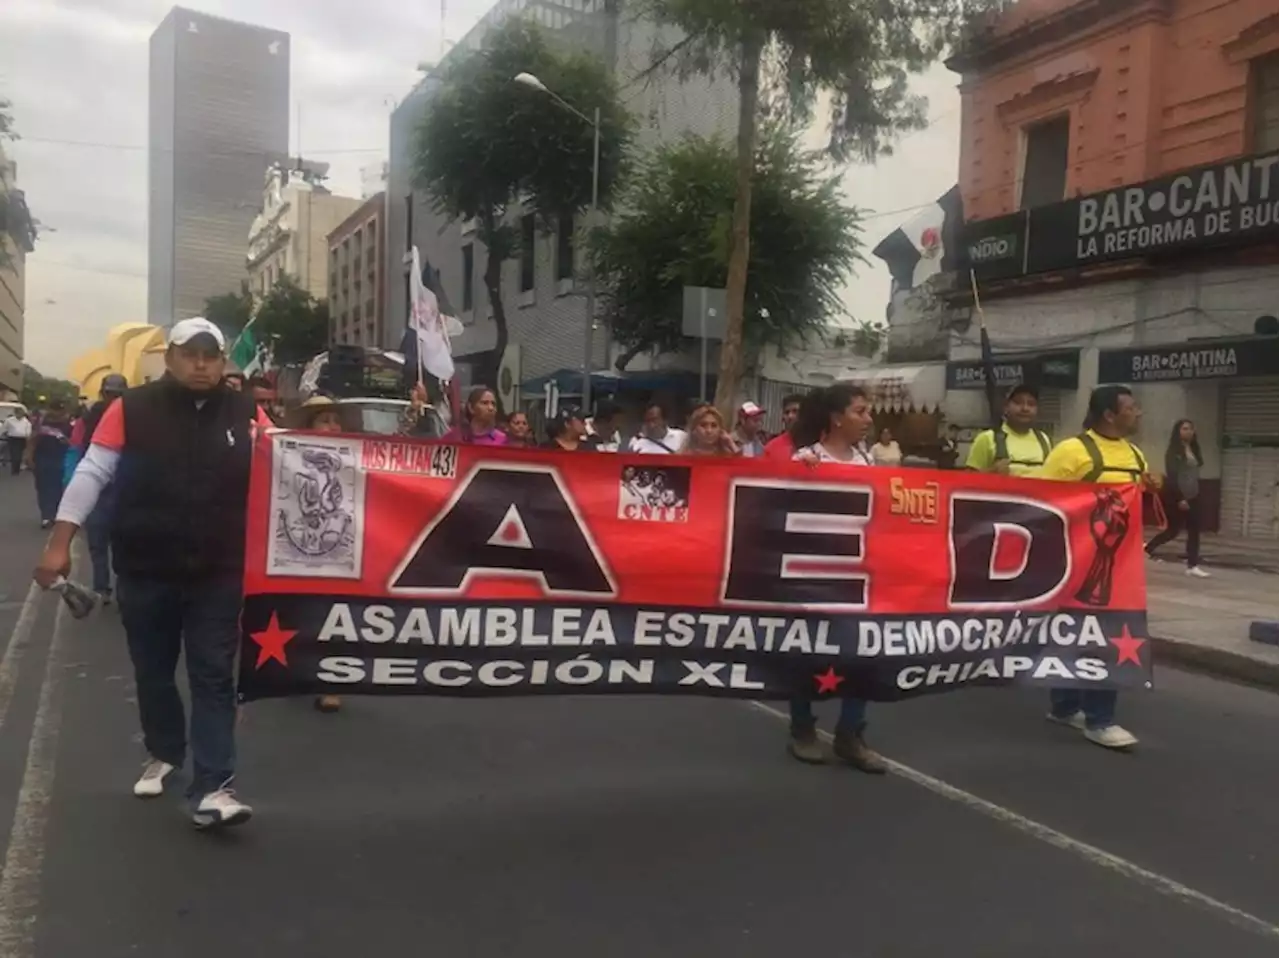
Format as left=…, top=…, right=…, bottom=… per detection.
left=749, top=701, right=1279, bottom=940
left=0, top=584, right=43, bottom=734
left=0, top=582, right=72, bottom=957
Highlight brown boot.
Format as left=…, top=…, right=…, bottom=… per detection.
left=787, top=726, right=827, bottom=765
left=832, top=726, right=887, bottom=774
left=314, top=694, right=342, bottom=713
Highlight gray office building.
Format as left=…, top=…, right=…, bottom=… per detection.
left=386, top=0, right=737, bottom=396
left=148, top=7, right=290, bottom=327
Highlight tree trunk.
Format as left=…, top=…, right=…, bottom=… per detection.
left=481, top=247, right=508, bottom=414
left=713, top=31, right=763, bottom=417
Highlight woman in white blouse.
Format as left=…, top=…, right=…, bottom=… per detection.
left=870, top=426, right=902, bottom=466
left=788, top=384, right=885, bottom=774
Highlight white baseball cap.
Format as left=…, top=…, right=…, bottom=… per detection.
left=739, top=401, right=765, bottom=418
left=168, top=317, right=227, bottom=352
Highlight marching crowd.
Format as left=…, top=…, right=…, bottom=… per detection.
left=17, top=316, right=1201, bottom=832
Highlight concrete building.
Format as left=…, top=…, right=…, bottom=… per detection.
left=0, top=145, right=33, bottom=399
left=246, top=164, right=363, bottom=304
left=944, top=0, right=1278, bottom=540
left=148, top=7, right=289, bottom=327
left=385, top=0, right=738, bottom=405
left=327, top=192, right=387, bottom=347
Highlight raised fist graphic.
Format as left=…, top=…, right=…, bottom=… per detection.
left=1074, top=488, right=1130, bottom=606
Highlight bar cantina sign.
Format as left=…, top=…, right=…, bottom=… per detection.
left=1099, top=337, right=1279, bottom=383
left=1029, top=152, right=1278, bottom=272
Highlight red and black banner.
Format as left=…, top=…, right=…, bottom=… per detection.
left=238, top=431, right=1152, bottom=702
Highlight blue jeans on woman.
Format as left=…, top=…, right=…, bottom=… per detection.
left=789, top=696, right=868, bottom=734
left=1048, top=688, right=1117, bottom=729
left=32, top=453, right=64, bottom=523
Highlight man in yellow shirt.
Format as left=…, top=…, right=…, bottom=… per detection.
left=966, top=384, right=1052, bottom=476
left=1037, top=383, right=1149, bottom=750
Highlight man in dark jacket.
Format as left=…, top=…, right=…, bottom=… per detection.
left=35, top=318, right=269, bottom=829
left=70, top=373, right=129, bottom=601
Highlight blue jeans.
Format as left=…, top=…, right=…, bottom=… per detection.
left=1049, top=688, right=1118, bottom=729
left=789, top=696, right=868, bottom=735
left=33, top=455, right=63, bottom=522
left=117, top=575, right=243, bottom=799
left=85, top=487, right=115, bottom=593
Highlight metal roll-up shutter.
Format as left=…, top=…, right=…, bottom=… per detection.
left=1034, top=390, right=1063, bottom=439
left=757, top=379, right=813, bottom=435
left=1220, top=382, right=1279, bottom=540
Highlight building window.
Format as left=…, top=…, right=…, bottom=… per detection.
left=462, top=243, right=474, bottom=312
left=1019, top=115, right=1070, bottom=210
left=556, top=213, right=574, bottom=281
left=1250, top=52, right=1278, bottom=152
left=519, top=214, right=536, bottom=293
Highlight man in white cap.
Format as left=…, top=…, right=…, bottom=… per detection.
left=734, top=401, right=767, bottom=458
left=35, top=318, right=270, bottom=829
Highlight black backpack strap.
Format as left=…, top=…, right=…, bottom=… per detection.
left=1076, top=432, right=1145, bottom=482
left=1128, top=442, right=1147, bottom=474
left=1076, top=432, right=1105, bottom=483
left=997, top=426, right=1052, bottom=469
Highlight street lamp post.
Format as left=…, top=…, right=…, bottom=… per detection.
left=513, top=72, right=600, bottom=411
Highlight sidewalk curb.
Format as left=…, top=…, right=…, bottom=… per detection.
left=1151, top=635, right=1278, bottom=691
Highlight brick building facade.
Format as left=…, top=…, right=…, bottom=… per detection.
left=944, top=0, right=1278, bottom=540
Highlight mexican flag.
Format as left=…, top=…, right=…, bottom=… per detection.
left=228, top=320, right=263, bottom=374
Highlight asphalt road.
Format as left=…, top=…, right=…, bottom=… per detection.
left=0, top=472, right=1276, bottom=958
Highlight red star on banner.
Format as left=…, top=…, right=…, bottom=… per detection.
left=250, top=612, right=297, bottom=670
left=1109, top=624, right=1146, bottom=667
left=813, top=666, right=845, bottom=695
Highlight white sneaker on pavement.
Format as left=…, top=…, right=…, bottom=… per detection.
left=133, top=758, right=175, bottom=798
left=1185, top=566, right=1210, bottom=578
left=1045, top=710, right=1086, bottom=730
left=192, top=787, right=252, bottom=830
left=1083, top=724, right=1138, bottom=749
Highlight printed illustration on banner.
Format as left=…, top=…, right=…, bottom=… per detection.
left=618, top=465, right=690, bottom=522
left=1075, top=488, right=1129, bottom=606
left=267, top=435, right=365, bottom=578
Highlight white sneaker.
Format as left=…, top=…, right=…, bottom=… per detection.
left=1083, top=724, right=1138, bottom=749
left=1186, top=566, right=1210, bottom=578
left=1045, top=710, right=1086, bottom=730
left=133, top=758, right=175, bottom=798
left=192, top=787, right=252, bottom=830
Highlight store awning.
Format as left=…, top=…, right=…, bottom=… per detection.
left=843, top=364, right=947, bottom=412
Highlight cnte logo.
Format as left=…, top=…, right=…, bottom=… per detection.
left=968, top=234, right=1016, bottom=261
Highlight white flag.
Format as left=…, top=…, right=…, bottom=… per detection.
left=409, top=246, right=455, bottom=383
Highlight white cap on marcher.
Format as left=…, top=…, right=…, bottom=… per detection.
left=739, top=400, right=765, bottom=418
left=168, top=317, right=226, bottom=352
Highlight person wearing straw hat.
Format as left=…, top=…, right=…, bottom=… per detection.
left=288, top=394, right=344, bottom=432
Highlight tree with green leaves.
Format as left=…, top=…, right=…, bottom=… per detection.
left=412, top=18, right=632, bottom=395
left=203, top=282, right=254, bottom=338
left=20, top=364, right=78, bottom=409
left=592, top=127, right=862, bottom=368
left=0, top=99, right=36, bottom=274
left=252, top=276, right=330, bottom=366
left=635, top=0, right=1003, bottom=411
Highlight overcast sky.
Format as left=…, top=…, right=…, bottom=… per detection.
left=1, top=0, right=961, bottom=379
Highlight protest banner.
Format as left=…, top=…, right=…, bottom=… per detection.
left=238, top=431, right=1151, bottom=702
